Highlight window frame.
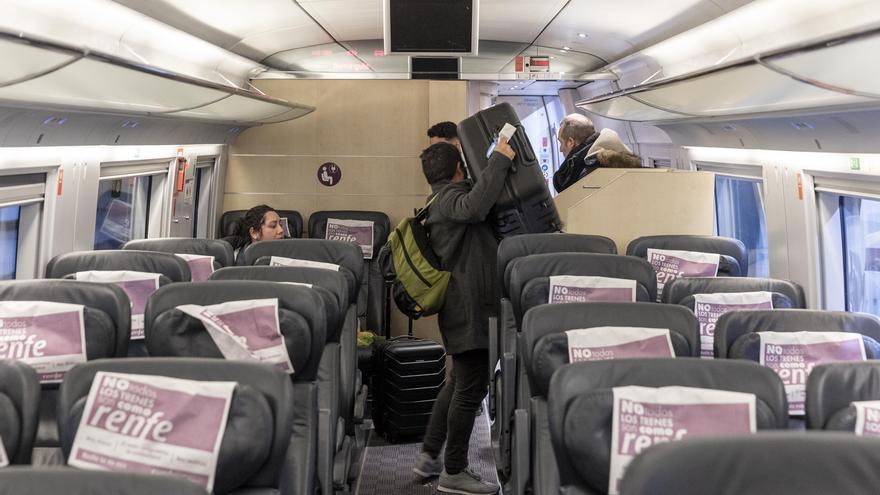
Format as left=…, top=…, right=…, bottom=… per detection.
left=0, top=172, right=48, bottom=279
left=95, top=158, right=174, bottom=248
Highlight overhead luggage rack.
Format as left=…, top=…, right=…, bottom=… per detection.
left=577, top=25, right=880, bottom=122
left=0, top=31, right=315, bottom=125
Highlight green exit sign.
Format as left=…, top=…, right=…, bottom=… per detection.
left=851, top=157, right=861, bottom=170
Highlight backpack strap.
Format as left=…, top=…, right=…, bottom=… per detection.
left=415, top=193, right=439, bottom=221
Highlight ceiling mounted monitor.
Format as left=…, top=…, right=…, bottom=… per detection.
left=383, top=0, right=479, bottom=56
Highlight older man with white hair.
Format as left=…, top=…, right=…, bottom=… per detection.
left=553, top=114, right=640, bottom=193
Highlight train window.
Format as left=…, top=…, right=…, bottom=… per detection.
left=0, top=205, right=21, bottom=279
left=93, top=175, right=153, bottom=250
left=714, top=174, right=770, bottom=276
left=192, top=159, right=216, bottom=238
left=840, top=196, right=880, bottom=316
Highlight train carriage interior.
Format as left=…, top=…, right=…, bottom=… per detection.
left=2, top=0, right=880, bottom=493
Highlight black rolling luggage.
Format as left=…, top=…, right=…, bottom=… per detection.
left=371, top=293, right=446, bottom=442
left=458, top=102, right=561, bottom=238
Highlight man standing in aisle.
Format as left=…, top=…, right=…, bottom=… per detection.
left=411, top=136, right=515, bottom=495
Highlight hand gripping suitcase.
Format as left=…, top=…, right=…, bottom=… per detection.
left=458, top=102, right=562, bottom=238
left=371, top=327, right=446, bottom=443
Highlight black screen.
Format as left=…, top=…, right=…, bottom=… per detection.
left=389, top=0, right=473, bottom=53
left=411, top=57, right=459, bottom=80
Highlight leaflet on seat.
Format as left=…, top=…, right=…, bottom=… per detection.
left=0, top=301, right=87, bottom=384
left=548, top=276, right=636, bottom=304
left=325, top=218, right=375, bottom=259
left=853, top=400, right=880, bottom=437
left=69, top=372, right=235, bottom=492
left=565, top=327, right=674, bottom=363
left=175, top=253, right=215, bottom=282
left=693, top=292, right=773, bottom=359
left=759, top=331, right=866, bottom=415
left=609, top=385, right=756, bottom=494
left=74, top=270, right=161, bottom=340
left=647, top=249, right=720, bottom=302
left=269, top=256, right=341, bottom=271
left=177, top=298, right=294, bottom=374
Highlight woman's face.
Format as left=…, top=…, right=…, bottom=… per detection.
left=250, top=210, right=285, bottom=241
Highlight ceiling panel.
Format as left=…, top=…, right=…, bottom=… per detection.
left=297, top=0, right=384, bottom=41
left=535, top=0, right=756, bottom=63
left=264, top=40, right=409, bottom=75
left=111, top=0, right=331, bottom=60
left=497, top=80, right=586, bottom=97
left=478, top=0, right=569, bottom=43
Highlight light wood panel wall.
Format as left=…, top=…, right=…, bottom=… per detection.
left=226, top=79, right=468, bottom=340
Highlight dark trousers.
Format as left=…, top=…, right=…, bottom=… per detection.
left=422, top=349, right=490, bottom=474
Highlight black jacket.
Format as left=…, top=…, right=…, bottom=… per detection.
left=552, top=132, right=600, bottom=193
left=425, top=152, right=513, bottom=355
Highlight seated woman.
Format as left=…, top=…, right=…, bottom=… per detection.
left=228, top=204, right=286, bottom=265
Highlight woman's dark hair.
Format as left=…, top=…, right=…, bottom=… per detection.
left=230, top=204, right=276, bottom=250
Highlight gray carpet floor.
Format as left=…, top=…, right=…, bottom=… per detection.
left=354, top=404, right=499, bottom=495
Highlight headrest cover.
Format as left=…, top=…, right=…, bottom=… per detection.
left=692, top=292, right=774, bottom=359
left=243, top=239, right=363, bottom=283
left=0, top=280, right=130, bottom=360
left=619, top=433, right=880, bottom=495
left=522, top=303, right=700, bottom=396
left=145, top=281, right=327, bottom=382
left=626, top=235, right=748, bottom=277
left=46, top=250, right=191, bottom=282
left=508, top=253, right=656, bottom=320
left=497, top=233, right=617, bottom=293
left=0, top=468, right=209, bottom=495
left=308, top=210, right=391, bottom=259
left=663, top=277, right=805, bottom=307
left=58, top=358, right=295, bottom=491
left=716, top=310, right=880, bottom=358
left=123, top=238, right=235, bottom=268
left=64, top=371, right=271, bottom=493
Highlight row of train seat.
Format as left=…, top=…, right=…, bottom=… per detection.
left=4, top=342, right=880, bottom=494
left=218, top=209, right=391, bottom=334
left=24, top=237, right=377, bottom=494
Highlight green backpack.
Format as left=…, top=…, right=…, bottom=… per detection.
left=383, top=196, right=450, bottom=319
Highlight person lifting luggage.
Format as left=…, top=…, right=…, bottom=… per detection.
left=411, top=137, right=515, bottom=495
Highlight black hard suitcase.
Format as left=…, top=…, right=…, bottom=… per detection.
left=458, top=102, right=561, bottom=238
left=371, top=305, right=446, bottom=442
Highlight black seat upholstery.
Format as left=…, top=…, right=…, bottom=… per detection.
left=490, top=234, right=619, bottom=476
left=715, top=310, right=880, bottom=360
left=0, top=361, right=40, bottom=465
left=0, top=280, right=130, bottom=463
left=45, top=250, right=191, bottom=282
left=626, top=234, right=748, bottom=277
left=45, top=250, right=191, bottom=357
left=619, top=433, right=880, bottom=495
left=496, top=253, right=656, bottom=486
left=308, top=210, right=391, bottom=334
left=516, top=303, right=698, bottom=494
left=807, top=362, right=880, bottom=431
left=509, top=253, right=657, bottom=321
left=0, top=468, right=208, bottom=495
left=523, top=303, right=700, bottom=398
left=497, top=233, right=618, bottom=293
left=123, top=237, right=235, bottom=268
left=220, top=210, right=303, bottom=239
left=144, top=281, right=327, bottom=382
left=243, top=239, right=363, bottom=304
left=548, top=359, right=788, bottom=495
left=58, top=358, right=304, bottom=495
left=209, top=266, right=360, bottom=494
left=663, top=277, right=806, bottom=307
